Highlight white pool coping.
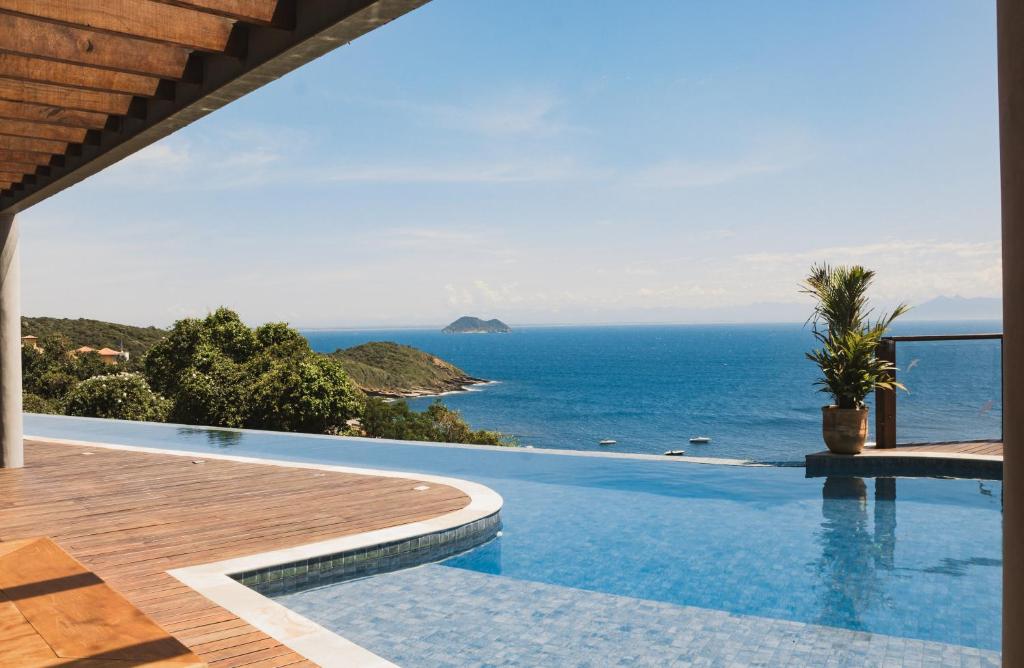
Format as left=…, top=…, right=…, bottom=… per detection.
left=27, top=436, right=504, bottom=668
left=26, top=413, right=764, bottom=466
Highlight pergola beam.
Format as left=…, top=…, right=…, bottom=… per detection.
left=0, top=13, right=189, bottom=79
left=0, top=121, right=88, bottom=143
left=0, top=150, right=53, bottom=166
left=0, top=54, right=160, bottom=96
left=152, top=0, right=287, bottom=26
left=0, top=80, right=132, bottom=115
left=0, top=1, right=236, bottom=52
left=0, top=100, right=108, bottom=129
left=1, top=0, right=433, bottom=214
left=0, top=136, right=66, bottom=154
left=0, top=163, right=39, bottom=174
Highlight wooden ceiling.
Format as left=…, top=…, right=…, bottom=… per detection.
left=0, top=0, right=430, bottom=213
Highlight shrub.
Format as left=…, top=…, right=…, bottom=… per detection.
left=22, top=393, right=58, bottom=415
left=361, top=398, right=515, bottom=446
left=64, top=373, right=170, bottom=422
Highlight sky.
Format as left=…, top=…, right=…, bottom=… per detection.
left=21, top=1, right=1001, bottom=328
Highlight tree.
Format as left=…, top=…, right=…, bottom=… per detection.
left=22, top=334, right=120, bottom=403
left=64, top=373, right=170, bottom=422
left=360, top=398, right=514, bottom=446
left=142, top=308, right=363, bottom=433
left=246, top=354, right=363, bottom=433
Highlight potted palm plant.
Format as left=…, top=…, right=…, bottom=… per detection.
left=803, top=264, right=908, bottom=454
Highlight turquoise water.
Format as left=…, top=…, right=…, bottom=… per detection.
left=23, top=415, right=1003, bottom=655
left=304, top=321, right=1002, bottom=461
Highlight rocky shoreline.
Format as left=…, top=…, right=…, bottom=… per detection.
left=362, top=376, right=492, bottom=399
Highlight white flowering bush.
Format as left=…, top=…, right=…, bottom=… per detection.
left=64, top=372, right=170, bottom=422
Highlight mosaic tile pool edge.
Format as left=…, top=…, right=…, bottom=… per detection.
left=235, top=511, right=502, bottom=596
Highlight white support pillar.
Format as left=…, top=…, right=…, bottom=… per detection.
left=999, top=0, right=1023, bottom=661
left=0, top=213, right=21, bottom=469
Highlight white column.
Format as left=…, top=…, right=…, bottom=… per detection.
left=0, top=213, right=21, bottom=469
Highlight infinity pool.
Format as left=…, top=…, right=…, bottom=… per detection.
left=26, top=414, right=1003, bottom=666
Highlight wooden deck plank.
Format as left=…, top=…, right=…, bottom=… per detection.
left=0, top=439, right=472, bottom=667
left=889, top=440, right=1003, bottom=457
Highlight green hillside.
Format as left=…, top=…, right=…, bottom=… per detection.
left=331, top=341, right=486, bottom=397
left=21, top=317, right=168, bottom=355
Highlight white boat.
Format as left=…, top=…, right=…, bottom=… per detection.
left=664, top=449, right=685, bottom=457
left=598, top=439, right=616, bottom=446
left=688, top=436, right=711, bottom=444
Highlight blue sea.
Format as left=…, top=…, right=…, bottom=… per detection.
left=303, top=321, right=1002, bottom=462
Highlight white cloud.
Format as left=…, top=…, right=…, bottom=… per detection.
left=738, top=240, right=1002, bottom=304
left=322, top=158, right=584, bottom=185
left=362, top=89, right=575, bottom=138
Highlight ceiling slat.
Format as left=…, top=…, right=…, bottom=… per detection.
left=0, top=121, right=88, bottom=143
left=0, top=54, right=159, bottom=96
left=0, top=150, right=54, bottom=166
left=0, top=1, right=235, bottom=52
left=0, top=81, right=132, bottom=115
left=0, top=100, right=108, bottom=129
left=151, top=0, right=280, bottom=25
left=0, top=13, right=189, bottom=79
left=0, top=171, right=28, bottom=181
left=0, top=136, right=67, bottom=154
left=0, top=162, right=40, bottom=174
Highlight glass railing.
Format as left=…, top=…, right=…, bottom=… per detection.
left=875, top=334, right=1002, bottom=446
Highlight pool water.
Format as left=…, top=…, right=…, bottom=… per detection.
left=25, top=414, right=1003, bottom=665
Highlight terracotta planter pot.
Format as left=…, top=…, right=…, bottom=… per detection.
left=821, top=406, right=868, bottom=454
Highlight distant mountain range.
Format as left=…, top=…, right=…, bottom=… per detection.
left=443, top=316, right=512, bottom=334
left=902, top=296, right=1002, bottom=321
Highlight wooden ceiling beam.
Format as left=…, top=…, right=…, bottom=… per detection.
left=0, top=136, right=67, bottom=154
left=0, top=1, right=236, bottom=53
left=0, top=80, right=132, bottom=115
left=0, top=121, right=87, bottom=143
left=0, top=100, right=107, bottom=129
left=0, top=13, right=189, bottom=79
left=2, top=0, right=434, bottom=214
left=152, top=0, right=284, bottom=26
left=0, top=149, right=54, bottom=166
left=0, top=162, right=40, bottom=174
left=0, top=171, right=28, bottom=182
left=0, top=54, right=159, bottom=96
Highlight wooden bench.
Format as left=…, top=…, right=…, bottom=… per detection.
left=0, top=537, right=205, bottom=667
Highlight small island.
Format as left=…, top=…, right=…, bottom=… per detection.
left=442, top=316, right=511, bottom=334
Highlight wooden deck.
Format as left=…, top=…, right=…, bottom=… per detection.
left=805, top=440, right=1004, bottom=479
left=885, top=440, right=1003, bottom=457
left=0, top=439, right=472, bottom=667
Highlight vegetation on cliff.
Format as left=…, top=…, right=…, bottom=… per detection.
left=330, top=341, right=485, bottom=397
left=23, top=308, right=510, bottom=446
left=21, top=316, right=167, bottom=355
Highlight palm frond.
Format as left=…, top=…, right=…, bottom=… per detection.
left=803, top=264, right=909, bottom=408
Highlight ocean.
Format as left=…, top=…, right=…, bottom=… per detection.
left=303, top=321, right=1002, bottom=462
